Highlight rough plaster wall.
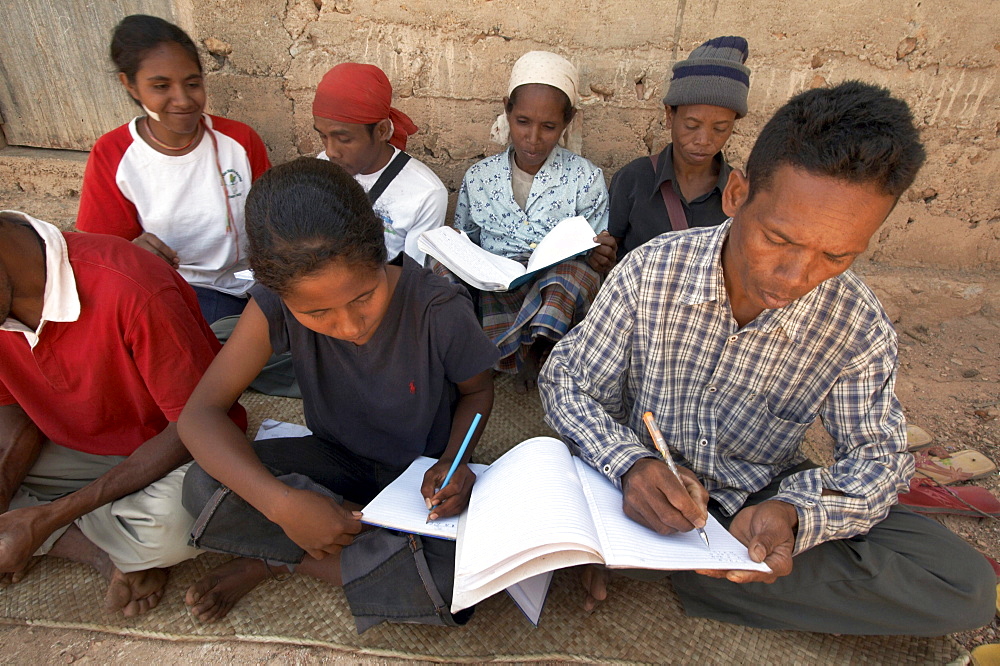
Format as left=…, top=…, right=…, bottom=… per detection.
left=183, top=0, right=997, bottom=271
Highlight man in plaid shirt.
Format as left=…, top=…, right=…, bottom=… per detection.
left=539, top=81, right=996, bottom=635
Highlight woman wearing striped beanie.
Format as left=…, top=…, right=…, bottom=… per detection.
left=609, top=36, right=751, bottom=258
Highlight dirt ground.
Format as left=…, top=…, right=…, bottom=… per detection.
left=0, top=190, right=997, bottom=662
left=894, top=314, right=1000, bottom=653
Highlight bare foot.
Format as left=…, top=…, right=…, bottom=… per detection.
left=45, top=523, right=166, bottom=617
left=579, top=564, right=611, bottom=612
left=104, top=567, right=168, bottom=617
left=514, top=338, right=556, bottom=394
left=513, top=354, right=540, bottom=394
left=185, top=557, right=272, bottom=623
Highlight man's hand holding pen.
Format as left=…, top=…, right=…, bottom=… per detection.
left=621, top=457, right=710, bottom=536
left=622, top=457, right=798, bottom=584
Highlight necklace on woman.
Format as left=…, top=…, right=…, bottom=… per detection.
left=144, top=116, right=200, bottom=151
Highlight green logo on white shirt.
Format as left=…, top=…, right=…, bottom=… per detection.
left=223, top=169, right=244, bottom=199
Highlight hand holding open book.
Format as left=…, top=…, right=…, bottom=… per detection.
left=418, top=216, right=600, bottom=291
left=361, top=437, right=770, bottom=624
left=451, top=437, right=771, bottom=614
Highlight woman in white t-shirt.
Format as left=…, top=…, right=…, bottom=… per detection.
left=77, top=14, right=271, bottom=323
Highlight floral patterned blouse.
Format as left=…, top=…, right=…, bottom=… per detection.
left=454, top=145, right=609, bottom=259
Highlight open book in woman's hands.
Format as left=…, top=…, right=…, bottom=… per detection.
left=360, top=454, right=551, bottom=625
left=418, top=216, right=599, bottom=291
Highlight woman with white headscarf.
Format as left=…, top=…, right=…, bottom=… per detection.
left=443, top=51, right=616, bottom=393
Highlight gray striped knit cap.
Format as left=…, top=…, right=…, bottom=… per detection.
left=663, top=36, right=751, bottom=118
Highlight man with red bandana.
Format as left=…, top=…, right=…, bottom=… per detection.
left=312, top=63, right=447, bottom=265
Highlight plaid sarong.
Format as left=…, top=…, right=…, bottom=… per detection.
left=432, top=258, right=600, bottom=373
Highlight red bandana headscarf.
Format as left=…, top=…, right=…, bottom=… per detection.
left=312, top=63, right=418, bottom=151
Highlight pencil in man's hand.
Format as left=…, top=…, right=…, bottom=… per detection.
left=642, top=411, right=711, bottom=550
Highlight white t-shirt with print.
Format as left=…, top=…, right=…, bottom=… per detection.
left=318, top=147, right=447, bottom=264
left=77, top=115, right=267, bottom=296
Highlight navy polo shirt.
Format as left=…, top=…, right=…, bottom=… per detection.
left=608, top=144, right=733, bottom=259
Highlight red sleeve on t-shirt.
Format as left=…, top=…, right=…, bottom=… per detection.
left=209, top=115, right=271, bottom=182
left=123, top=276, right=247, bottom=432
left=76, top=124, right=143, bottom=240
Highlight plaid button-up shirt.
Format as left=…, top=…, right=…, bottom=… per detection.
left=539, top=220, right=913, bottom=553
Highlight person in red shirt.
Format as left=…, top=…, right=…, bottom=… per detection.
left=0, top=210, right=245, bottom=616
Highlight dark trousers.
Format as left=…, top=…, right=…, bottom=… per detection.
left=239, top=435, right=408, bottom=506
left=182, top=436, right=467, bottom=633
left=192, top=285, right=248, bottom=324
left=182, top=436, right=409, bottom=564
left=635, top=463, right=997, bottom=635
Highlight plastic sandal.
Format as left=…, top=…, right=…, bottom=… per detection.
left=913, top=448, right=998, bottom=485
left=897, top=478, right=1000, bottom=518
left=972, top=643, right=1000, bottom=666
left=905, top=424, right=934, bottom=451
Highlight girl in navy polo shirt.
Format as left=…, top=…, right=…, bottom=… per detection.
left=177, top=158, right=499, bottom=631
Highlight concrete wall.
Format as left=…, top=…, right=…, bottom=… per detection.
left=5, top=0, right=999, bottom=274
left=180, top=0, right=998, bottom=272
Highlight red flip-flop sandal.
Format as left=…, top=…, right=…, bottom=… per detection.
left=897, top=477, right=1000, bottom=518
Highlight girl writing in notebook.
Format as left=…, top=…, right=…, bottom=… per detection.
left=445, top=51, right=617, bottom=393
left=76, top=15, right=270, bottom=324
left=177, top=158, right=499, bottom=631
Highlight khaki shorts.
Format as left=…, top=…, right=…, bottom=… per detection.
left=10, top=441, right=200, bottom=572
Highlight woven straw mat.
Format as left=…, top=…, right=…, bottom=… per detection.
left=0, top=374, right=964, bottom=663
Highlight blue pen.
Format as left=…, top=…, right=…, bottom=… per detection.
left=426, top=412, right=482, bottom=522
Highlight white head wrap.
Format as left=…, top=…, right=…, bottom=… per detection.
left=490, top=51, right=583, bottom=154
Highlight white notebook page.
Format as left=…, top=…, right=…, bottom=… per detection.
left=574, top=457, right=771, bottom=572
left=505, top=570, right=553, bottom=625
left=455, top=437, right=604, bottom=586
left=361, top=456, right=488, bottom=540
left=524, top=216, right=600, bottom=273
left=418, top=228, right=524, bottom=287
